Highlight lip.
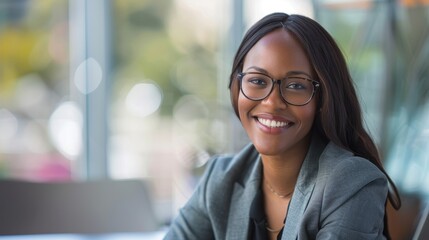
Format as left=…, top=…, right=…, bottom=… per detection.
left=253, top=113, right=294, bottom=134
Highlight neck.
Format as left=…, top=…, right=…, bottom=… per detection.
left=262, top=156, right=301, bottom=196
left=260, top=142, right=310, bottom=196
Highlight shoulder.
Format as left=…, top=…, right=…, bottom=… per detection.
left=301, top=143, right=389, bottom=238
left=315, top=142, right=388, bottom=215
left=318, top=142, right=387, bottom=183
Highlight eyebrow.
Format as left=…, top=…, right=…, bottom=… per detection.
left=244, top=66, right=313, bottom=78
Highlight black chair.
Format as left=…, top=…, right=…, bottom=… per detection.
left=0, top=179, right=159, bottom=235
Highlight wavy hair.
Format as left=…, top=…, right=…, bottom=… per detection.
left=228, top=11, right=401, bottom=222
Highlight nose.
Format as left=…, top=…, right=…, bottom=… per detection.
left=261, top=81, right=287, bottom=108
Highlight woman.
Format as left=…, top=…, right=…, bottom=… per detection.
left=164, top=12, right=401, bottom=240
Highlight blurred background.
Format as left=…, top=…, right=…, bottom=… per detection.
left=0, top=0, right=428, bottom=239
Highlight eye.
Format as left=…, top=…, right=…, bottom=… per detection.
left=243, top=73, right=271, bottom=88
left=284, top=77, right=310, bottom=90
left=248, top=78, right=268, bottom=86
left=286, top=83, right=306, bottom=89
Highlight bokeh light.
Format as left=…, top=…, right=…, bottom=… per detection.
left=48, top=101, right=82, bottom=159
left=73, top=57, right=103, bottom=94
left=0, top=109, right=18, bottom=148
left=125, top=82, right=163, bottom=118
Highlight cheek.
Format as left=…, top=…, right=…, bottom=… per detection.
left=237, top=93, right=256, bottom=128
left=298, top=103, right=318, bottom=127
left=237, top=94, right=250, bottom=119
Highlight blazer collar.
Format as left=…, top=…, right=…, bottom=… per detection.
left=281, top=133, right=327, bottom=240
left=224, top=133, right=327, bottom=239
left=226, top=147, right=262, bottom=239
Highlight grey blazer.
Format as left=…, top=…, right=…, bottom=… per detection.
left=164, top=134, right=388, bottom=239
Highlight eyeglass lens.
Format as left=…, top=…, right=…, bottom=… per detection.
left=240, top=72, right=316, bottom=105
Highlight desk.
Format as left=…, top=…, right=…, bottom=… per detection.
left=0, top=230, right=166, bottom=240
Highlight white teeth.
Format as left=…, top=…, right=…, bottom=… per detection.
left=257, top=118, right=289, bottom=128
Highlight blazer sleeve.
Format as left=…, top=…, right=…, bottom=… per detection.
left=163, top=157, right=218, bottom=240
left=316, top=158, right=388, bottom=240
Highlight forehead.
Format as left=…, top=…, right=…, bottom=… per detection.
left=242, top=29, right=312, bottom=77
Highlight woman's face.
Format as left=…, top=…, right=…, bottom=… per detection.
left=238, top=29, right=318, bottom=158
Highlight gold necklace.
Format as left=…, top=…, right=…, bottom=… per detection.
left=266, top=182, right=293, bottom=199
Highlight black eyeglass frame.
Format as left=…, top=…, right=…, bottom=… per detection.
left=237, top=72, right=320, bottom=106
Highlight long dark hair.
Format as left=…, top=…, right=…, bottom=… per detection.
left=229, top=11, right=401, bottom=217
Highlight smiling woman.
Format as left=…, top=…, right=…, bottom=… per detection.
left=164, top=12, right=401, bottom=240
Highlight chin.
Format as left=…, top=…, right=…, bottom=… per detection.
left=251, top=132, right=312, bottom=159
left=252, top=140, right=290, bottom=157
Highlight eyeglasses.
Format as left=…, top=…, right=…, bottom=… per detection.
left=238, top=72, right=320, bottom=106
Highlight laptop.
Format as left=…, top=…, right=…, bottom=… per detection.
left=0, top=179, right=160, bottom=235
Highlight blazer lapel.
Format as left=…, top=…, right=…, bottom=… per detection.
left=281, top=180, right=316, bottom=240
left=226, top=158, right=262, bottom=239
left=281, top=134, right=327, bottom=240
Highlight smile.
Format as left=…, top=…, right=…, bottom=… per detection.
left=257, top=117, right=291, bottom=128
